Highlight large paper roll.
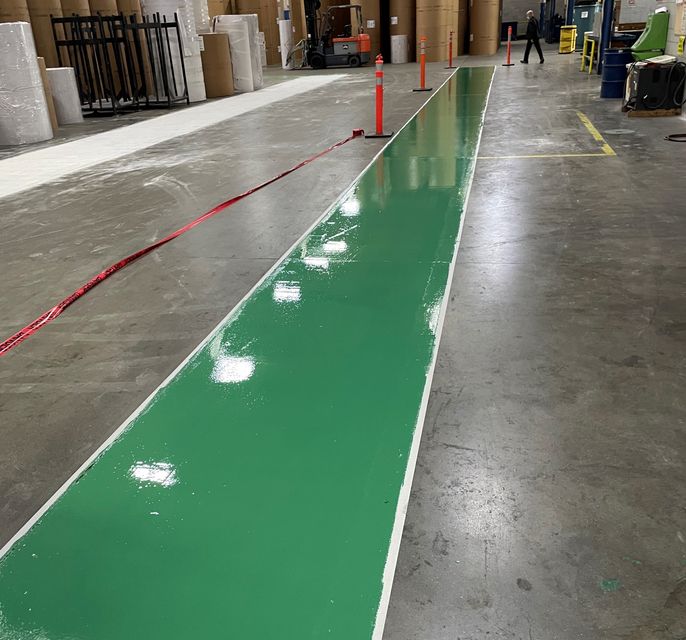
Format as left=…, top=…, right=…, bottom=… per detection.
left=61, top=0, right=90, bottom=15
left=469, top=0, right=500, bottom=56
left=0, top=0, right=31, bottom=22
left=37, top=56, right=59, bottom=131
left=0, top=22, right=53, bottom=145
left=26, top=0, right=64, bottom=68
left=213, top=15, right=253, bottom=92
left=89, top=0, right=117, bottom=13
left=47, top=66, right=84, bottom=124
left=278, top=18, right=293, bottom=69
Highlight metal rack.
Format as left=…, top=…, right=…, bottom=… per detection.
left=52, top=13, right=190, bottom=116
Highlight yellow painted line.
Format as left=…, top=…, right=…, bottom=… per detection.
left=478, top=153, right=609, bottom=160
left=576, top=111, right=617, bottom=156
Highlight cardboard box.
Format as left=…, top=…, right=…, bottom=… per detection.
left=201, top=32, right=234, bottom=97
left=0, top=0, right=31, bottom=22
left=37, top=56, right=58, bottom=132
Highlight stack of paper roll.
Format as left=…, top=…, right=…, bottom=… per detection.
left=469, top=0, right=500, bottom=56
left=213, top=15, right=253, bottom=92
left=0, top=0, right=31, bottom=22
left=26, top=0, right=64, bottom=68
left=141, top=0, right=206, bottom=102
left=89, top=0, right=117, bottom=12
left=390, top=0, right=415, bottom=62
left=213, top=14, right=262, bottom=91
left=0, top=22, right=53, bottom=145
left=46, top=67, right=84, bottom=124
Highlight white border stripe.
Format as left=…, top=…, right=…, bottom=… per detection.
left=371, top=66, right=496, bottom=640
left=0, top=75, right=344, bottom=201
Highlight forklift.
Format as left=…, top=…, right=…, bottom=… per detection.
left=303, top=1, right=371, bottom=68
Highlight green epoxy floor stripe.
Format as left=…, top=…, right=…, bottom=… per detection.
left=0, top=66, right=494, bottom=640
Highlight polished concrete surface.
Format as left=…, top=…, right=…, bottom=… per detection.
left=1, top=42, right=686, bottom=638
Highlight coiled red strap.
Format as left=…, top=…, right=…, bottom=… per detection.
left=0, top=130, right=364, bottom=357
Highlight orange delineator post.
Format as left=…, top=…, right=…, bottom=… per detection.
left=413, top=36, right=433, bottom=92
left=503, top=25, right=515, bottom=66
left=445, top=30, right=454, bottom=69
left=365, top=54, right=393, bottom=138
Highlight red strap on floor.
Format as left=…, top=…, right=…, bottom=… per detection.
left=0, top=130, right=364, bottom=357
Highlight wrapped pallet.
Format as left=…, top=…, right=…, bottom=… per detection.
left=26, top=0, right=64, bottom=68
left=469, top=0, right=500, bottom=55
left=0, top=0, right=31, bottom=22
left=0, top=22, right=53, bottom=145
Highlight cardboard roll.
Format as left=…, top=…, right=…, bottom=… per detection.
left=60, top=0, right=90, bottom=15
left=0, top=0, right=31, bottom=22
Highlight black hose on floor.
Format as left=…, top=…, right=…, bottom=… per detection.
left=665, top=133, right=686, bottom=141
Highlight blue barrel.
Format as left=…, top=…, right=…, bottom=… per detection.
left=601, top=48, right=634, bottom=98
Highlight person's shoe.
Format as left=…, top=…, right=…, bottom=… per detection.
left=520, top=60, right=528, bottom=64
left=540, top=59, right=545, bottom=63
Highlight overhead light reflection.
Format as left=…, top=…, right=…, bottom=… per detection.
left=212, top=355, right=255, bottom=384
left=273, top=281, right=301, bottom=302
left=304, top=256, right=330, bottom=270
left=427, top=301, right=442, bottom=336
left=323, top=240, right=347, bottom=254
left=341, top=198, right=360, bottom=217
left=130, top=461, right=178, bottom=487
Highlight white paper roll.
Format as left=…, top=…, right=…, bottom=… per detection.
left=46, top=67, right=84, bottom=125
left=278, top=19, right=293, bottom=69
left=0, top=22, right=53, bottom=145
left=213, top=16, right=254, bottom=92
left=391, top=34, right=409, bottom=64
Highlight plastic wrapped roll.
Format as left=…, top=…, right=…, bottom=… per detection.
left=257, top=31, right=266, bottom=67
left=214, top=14, right=262, bottom=90
left=192, top=0, right=210, bottom=32
left=46, top=67, right=84, bottom=124
left=391, top=34, right=409, bottom=63
left=278, top=18, right=293, bottom=69
left=213, top=15, right=253, bottom=92
left=0, top=22, right=53, bottom=145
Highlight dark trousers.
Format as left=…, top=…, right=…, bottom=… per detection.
left=524, top=37, right=544, bottom=62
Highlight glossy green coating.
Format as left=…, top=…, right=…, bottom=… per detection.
left=0, top=67, right=493, bottom=640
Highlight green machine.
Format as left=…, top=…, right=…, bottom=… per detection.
left=632, top=10, right=670, bottom=61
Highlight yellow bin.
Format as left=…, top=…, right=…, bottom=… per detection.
left=559, top=25, right=577, bottom=53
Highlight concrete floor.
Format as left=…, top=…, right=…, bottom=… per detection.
left=1, top=42, right=686, bottom=638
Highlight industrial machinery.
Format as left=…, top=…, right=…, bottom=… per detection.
left=623, top=59, right=686, bottom=113
left=303, top=2, right=371, bottom=69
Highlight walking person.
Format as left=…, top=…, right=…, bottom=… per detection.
left=521, top=10, right=544, bottom=64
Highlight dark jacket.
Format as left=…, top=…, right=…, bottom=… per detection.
left=526, top=17, right=540, bottom=40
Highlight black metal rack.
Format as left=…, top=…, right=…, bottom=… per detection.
left=52, top=13, right=190, bottom=116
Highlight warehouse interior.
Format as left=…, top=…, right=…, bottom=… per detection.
left=1, top=0, right=685, bottom=638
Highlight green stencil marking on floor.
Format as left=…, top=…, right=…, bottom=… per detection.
left=0, top=66, right=494, bottom=640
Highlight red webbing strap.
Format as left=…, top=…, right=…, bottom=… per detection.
left=0, top=130, right=364, bottom=357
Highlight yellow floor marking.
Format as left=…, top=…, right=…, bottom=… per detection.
left=478, top=153, right=609, bottom=160
left=576, top=111, right=617, bottom=156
